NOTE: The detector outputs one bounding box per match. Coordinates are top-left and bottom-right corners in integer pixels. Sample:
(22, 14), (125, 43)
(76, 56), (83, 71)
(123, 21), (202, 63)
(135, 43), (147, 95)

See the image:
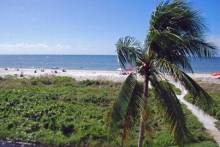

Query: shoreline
(0, 68), (219, 84)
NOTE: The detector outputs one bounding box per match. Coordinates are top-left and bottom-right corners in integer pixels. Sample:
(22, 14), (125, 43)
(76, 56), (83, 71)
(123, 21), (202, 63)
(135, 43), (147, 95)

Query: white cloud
(0, 43), (48, 50)
(0, 43), (72, 54)
(0, 42), (115, 55)
(207, 36), (220, 55)
(208, 36), (220, 47)
(206, 36), (220, 56)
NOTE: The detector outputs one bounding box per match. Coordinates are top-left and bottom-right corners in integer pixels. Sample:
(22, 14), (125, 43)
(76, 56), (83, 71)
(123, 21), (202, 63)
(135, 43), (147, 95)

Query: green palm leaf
(154, 58), (213, 108)
(116, 36), (142, 69)
(110, 73), (143, 139)
(150, 74), (190, 146)
(148, 0), (216, 71)
(122, 82), (143, 140)
(178, 72), (213, 108)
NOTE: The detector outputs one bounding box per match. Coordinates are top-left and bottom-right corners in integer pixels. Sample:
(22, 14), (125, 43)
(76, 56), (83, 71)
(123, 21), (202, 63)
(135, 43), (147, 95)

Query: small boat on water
(211, 72), (220, 76)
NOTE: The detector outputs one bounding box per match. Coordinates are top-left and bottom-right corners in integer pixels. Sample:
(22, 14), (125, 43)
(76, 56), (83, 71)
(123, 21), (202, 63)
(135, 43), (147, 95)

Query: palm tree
(110, 1), (216, 147)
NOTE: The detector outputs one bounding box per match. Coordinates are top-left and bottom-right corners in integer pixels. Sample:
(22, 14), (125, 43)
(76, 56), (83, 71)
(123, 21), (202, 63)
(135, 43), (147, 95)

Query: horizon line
(0, 54), (219, 57)
(0, 54), (117, 56)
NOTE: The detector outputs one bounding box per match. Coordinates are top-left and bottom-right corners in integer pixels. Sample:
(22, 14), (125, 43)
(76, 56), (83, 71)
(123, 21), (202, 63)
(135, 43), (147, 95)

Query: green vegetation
(185, 92), (220, 120)
(0, 76), (218, 146)
(195, 82), (220, 96)
(184, 82), (220, 129)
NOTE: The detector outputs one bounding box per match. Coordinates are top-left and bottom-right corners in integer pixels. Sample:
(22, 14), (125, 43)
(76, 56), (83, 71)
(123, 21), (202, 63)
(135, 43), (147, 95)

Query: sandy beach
(0, 68), (219, 84)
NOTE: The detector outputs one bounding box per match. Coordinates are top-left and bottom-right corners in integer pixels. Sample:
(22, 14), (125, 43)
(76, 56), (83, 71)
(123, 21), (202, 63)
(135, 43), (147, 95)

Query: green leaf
(154, 58), (213, 109)
(147, 0), (216, 71)
(116, 36), (142, 69)
(178, 72), (213, 109)
(150, 74), (190, 146)
(110, 73), (143, 139)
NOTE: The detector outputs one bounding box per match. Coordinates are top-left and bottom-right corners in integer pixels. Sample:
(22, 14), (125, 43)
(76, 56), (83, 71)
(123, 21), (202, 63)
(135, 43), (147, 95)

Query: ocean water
(0, 55), (219, 73)
(0, 55), (119, 71)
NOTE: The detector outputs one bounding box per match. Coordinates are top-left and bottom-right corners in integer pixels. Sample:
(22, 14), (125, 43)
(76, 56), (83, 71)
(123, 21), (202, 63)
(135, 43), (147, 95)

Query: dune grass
(0, 76), (218, 146)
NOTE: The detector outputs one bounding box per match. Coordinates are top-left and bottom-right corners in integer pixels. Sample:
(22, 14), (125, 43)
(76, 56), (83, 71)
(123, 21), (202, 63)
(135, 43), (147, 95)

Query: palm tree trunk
(138, 74), (149, 147)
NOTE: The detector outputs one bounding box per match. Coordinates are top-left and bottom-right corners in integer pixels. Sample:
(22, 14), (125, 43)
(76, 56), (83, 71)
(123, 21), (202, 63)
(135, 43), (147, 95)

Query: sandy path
(172, 81), (220, 146)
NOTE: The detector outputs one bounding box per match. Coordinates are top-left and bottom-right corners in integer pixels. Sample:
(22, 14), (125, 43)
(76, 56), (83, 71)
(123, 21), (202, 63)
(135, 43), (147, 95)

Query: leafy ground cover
(0, 76), (218, 146)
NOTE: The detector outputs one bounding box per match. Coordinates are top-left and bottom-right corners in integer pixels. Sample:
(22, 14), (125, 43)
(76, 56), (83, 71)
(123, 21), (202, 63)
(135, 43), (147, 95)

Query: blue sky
(0, 0), (219, 55)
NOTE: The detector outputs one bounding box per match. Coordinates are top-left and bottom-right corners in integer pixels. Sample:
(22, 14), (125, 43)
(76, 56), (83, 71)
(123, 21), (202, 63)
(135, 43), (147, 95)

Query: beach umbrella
(126, 67), (134, 71)
(211, 72), (220, 76)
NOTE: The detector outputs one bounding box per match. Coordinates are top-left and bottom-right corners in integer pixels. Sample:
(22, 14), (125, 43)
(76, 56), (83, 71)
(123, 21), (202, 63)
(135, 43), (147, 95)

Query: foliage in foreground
(0, 76), (218, 146)
(184, 82), (220, 123)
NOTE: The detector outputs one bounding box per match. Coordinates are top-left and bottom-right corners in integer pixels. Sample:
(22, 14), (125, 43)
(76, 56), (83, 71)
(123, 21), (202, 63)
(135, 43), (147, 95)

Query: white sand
(0, 68), (220, 84)
(0, 68), (127, 82)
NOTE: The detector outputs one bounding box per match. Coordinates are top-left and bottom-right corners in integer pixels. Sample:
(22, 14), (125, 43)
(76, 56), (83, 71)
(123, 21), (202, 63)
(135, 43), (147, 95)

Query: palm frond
(178, 72), (213, 108)
(116, 36), (142, 69)
(182, 36), (216, 58)
(147, 0), (216, 71)
(149, 74), (190, 145)
(110, 73), (143, 139)
(151, 0), (205, 35)
(123, 82), (143, 140)
(154, 58), (213, 109)
(149, 30), (194, 72)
